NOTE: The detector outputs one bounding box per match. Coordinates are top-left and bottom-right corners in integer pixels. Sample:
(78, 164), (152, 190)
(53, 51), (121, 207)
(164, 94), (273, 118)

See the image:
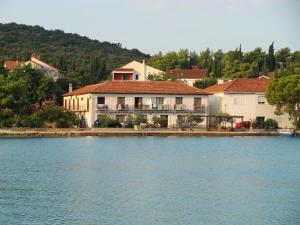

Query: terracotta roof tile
(64, 81), (210, 96)
(203, 78), (272, 93)
(167, 68), (208, 79)
(4, 60), (26, 70)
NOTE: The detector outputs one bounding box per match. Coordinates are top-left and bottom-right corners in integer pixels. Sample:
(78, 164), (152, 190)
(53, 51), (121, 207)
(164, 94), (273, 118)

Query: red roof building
(4, 60), (26, 70)
(203, 78), (272, 93)
(64, 80), (210, 96)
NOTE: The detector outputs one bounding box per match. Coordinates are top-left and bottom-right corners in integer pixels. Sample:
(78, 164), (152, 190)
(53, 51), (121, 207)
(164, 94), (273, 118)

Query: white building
(4, 53), (64, 81)
(63, 80), (210, 128)
(204, 78), (293, 128)
(112, 60), (163, 81)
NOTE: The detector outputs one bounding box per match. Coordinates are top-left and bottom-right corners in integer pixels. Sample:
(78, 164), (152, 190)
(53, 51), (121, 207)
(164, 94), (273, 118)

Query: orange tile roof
(203, 78), (272, 93)
(167, 68), (208, 79)
(64, 80), (210, 96)
(4, 60), (26, 70)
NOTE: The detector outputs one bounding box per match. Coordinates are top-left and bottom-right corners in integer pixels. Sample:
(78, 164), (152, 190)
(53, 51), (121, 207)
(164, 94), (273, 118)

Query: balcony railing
(97, 104), (108, 110)
(96, 104), (207, 114)
(174, 104), (186, 110)
(66, 104), (88, 112)
(116, 104), (129, 110)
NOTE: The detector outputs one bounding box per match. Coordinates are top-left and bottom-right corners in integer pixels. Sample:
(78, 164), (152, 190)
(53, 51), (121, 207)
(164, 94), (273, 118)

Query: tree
(198, 48), (213, 72)
(275, 47), (291, 67)
(147, 72), (180, 81)
(265, 75), (300, 128)
(211, 50), (223, 77)
(193, 78), (217, 89)
(267, 41), (276, 71)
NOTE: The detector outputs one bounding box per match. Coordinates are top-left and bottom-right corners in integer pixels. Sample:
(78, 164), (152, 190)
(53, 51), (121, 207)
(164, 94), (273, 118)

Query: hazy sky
(0, 0), (299, 55)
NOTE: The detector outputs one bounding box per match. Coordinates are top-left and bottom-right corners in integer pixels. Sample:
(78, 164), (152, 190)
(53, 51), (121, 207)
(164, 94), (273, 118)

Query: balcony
(194, 104), (207, 114)
(174, 104), (186, 111)
(96, 104), (208, 114)
(116, 104), (129, 111)
(97, 104), (108, 110)
(67, 104), (88, 112)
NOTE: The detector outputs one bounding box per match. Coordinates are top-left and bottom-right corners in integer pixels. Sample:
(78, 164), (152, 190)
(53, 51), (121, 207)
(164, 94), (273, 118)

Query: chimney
(69, 83), (73, 93)
(143, 60), (147, 80)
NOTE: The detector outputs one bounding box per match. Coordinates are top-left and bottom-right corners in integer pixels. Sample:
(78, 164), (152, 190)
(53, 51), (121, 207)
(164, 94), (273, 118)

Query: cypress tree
(267, 41), (276, 71)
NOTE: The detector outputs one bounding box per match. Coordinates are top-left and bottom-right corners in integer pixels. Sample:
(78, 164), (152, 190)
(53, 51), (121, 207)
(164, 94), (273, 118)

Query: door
(194, 97), (202, 110)
(135, 97), (143, 109)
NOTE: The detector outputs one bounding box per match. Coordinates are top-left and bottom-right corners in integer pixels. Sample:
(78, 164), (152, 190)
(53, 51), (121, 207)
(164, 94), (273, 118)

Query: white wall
(64, 93), (209, 128)
(121, 61), (163, 80)
(220, 93), (292, 128)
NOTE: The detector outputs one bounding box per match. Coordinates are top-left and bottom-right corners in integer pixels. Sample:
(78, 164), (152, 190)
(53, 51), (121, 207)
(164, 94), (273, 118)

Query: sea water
(0, 136), (299, 225)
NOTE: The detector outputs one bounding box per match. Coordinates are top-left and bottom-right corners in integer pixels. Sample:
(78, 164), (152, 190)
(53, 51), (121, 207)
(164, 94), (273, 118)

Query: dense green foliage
(147, 72), (180, 81)
(193, 78), (217, 89)
(0, 23), (149, 87)
(266, 75), (300, 128)
(262, 118), (278, 130)
(95, 114), (121, 128)
(148, 46), (300, 79)
(0, 65), (77, 128)
(20, 105), (78, 128)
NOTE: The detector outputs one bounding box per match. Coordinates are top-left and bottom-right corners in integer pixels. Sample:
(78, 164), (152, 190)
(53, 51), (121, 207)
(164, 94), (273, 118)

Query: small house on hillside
(3, 53), (64, 81)
(112, 60), (163, 81)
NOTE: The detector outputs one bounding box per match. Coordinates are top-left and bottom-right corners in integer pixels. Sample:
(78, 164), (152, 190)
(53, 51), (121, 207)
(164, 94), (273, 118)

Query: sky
(0, 0), (299, 55)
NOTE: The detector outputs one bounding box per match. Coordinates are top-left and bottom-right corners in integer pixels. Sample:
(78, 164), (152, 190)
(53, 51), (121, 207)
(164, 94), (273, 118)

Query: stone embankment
(0, 128), (283, 137)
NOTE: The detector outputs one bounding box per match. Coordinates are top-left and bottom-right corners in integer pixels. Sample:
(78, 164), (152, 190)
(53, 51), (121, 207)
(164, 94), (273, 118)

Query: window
(97, 97), (105, 105)
(152, 97), (164, 109)
(176, 97), (183, 105)
(233, 96), (242, 105)
(135, 74), (139, 80)
(123, 74), (129, 80)
(194, 97), (202, 110)
(87, 98), (89, 111)
(64, 99), (67, 108)
(117, 97), (125, 105)
(258, 96), (265, 104)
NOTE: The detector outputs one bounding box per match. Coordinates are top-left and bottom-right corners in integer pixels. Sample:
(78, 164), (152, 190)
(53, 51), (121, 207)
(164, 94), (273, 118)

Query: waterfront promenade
(0, 128), (288, 137)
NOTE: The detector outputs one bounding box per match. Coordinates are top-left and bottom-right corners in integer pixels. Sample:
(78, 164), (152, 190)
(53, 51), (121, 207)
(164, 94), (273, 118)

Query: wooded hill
(0, 23), (149, 86)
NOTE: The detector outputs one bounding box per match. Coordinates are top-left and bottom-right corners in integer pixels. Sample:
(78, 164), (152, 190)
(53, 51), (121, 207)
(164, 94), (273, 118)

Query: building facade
(63, 81), (210, 128)
(112, 60), (163, 81)
(204, 78), (293, 128)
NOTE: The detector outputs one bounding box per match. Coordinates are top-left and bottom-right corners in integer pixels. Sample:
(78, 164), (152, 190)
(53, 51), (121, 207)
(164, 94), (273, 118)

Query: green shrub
(262, 118), (278, 130)
(152, 116), (168, 128)
(125, 115), (134, 128)
(20, 114), (43, 128)
(133, 112), (147, 125)
(97, 114), (121, 128)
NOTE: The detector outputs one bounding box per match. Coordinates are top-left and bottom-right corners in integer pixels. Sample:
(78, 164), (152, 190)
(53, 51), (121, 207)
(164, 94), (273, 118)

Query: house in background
(63, 80), (210, 128)
(4, 60), (26, 70)
(112, 60), (163, 81)
(167, 66), (208, 86)
(3, 53), (64, 81)
(203, 78), (293, 128)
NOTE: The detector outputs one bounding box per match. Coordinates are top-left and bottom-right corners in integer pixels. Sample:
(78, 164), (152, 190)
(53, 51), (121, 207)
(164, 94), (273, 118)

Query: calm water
(0, 137), (299, 225)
